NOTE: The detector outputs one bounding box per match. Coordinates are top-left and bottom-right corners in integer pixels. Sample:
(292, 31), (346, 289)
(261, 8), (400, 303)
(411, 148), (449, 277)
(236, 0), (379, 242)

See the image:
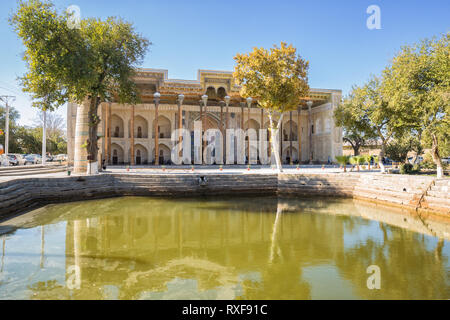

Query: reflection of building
(67, 69), (343, 169)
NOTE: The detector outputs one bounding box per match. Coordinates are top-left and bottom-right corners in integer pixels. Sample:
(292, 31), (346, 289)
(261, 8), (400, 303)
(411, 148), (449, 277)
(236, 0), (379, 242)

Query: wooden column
(260, 109), (264, 165)
(225, 103), (229, 164)
(279, 115), (283, 163)
(104, 103), (109, 165)
(241, 104), (244, 129)
(220, 103), (224, 163)
(220, 104), (224, 137)
(178, 102), (183, 160)
(130, 105), (135, 165)
(155, 103), (159, 165)
(309, 105), (313, 164)
(297, 107), (302, 164)
(200, 101), (205, 164)
(289, 111), (293, 165)
(247, 106), (250, 163)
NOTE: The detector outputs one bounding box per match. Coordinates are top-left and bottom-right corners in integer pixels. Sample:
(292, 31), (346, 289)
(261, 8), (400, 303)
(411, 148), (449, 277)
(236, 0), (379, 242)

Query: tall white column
(42, 110), (47, 165)
(5, 103), (9, 155)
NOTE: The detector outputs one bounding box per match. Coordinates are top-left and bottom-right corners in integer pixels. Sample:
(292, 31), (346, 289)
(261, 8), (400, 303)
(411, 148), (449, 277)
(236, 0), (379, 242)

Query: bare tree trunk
(269, 201), (283, 264)
(86, 96), (101, 175)
(268, 112), (284, 173)
(431, 133), (443, 179)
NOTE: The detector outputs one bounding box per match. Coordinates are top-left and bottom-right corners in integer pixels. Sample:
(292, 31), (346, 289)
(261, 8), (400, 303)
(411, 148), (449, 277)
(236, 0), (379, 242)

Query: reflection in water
(0, 196), (449, 300)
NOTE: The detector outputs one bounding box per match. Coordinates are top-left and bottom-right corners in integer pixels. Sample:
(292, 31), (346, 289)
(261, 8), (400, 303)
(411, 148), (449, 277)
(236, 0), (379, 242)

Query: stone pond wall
(0, 173), (448, 220)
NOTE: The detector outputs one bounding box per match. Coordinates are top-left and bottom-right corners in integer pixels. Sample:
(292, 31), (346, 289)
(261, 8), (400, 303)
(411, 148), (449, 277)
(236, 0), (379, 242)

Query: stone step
(434, 179), (450, 187)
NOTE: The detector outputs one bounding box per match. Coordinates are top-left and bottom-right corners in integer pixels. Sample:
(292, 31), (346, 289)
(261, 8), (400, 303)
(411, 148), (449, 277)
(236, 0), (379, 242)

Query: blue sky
(0, 0), (448, 126)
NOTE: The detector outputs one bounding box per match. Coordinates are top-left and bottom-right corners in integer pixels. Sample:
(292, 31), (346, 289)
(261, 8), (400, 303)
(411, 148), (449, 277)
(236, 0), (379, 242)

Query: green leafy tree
(11, 0), (150, 173)
(334, 90), (377, 156)
(234, 42), (310, 172)
(15, 126), (41, 154)
(0, 105), (21, 153)
(385, 134), (413, 163)
(349, 77), (402, 173)
(382, 33), (449, 178)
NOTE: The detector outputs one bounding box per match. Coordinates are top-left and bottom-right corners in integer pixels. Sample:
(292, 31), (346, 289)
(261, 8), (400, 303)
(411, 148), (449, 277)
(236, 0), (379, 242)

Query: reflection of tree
(269, 202), (283, 264)
(335, 225), (449, 300)
(242, 200), (311, 300)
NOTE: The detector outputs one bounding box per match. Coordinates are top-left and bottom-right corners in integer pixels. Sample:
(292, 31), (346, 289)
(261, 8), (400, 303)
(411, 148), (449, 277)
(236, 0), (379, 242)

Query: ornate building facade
(67, 69), (343, 171)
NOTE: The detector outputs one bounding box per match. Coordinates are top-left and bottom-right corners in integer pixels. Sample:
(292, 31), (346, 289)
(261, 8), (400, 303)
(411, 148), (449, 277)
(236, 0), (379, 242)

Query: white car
(24, 154), (42, 165)
(442, 157), (450, 165)
(10, 154), (26, 166)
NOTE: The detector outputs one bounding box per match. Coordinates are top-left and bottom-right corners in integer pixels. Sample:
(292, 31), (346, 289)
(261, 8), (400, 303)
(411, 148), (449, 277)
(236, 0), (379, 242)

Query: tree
(334, 89), (377, 156)
(352, 77), (402, 173)
(336, 155), (350, 173)
(385, 137), (412, 163)
(11, 0), (150, 174)
(233, 42), (309, 172)
(363, 154), (373, 171)
(382, 33), (449, 178)
(0, 105), (21, 153)
(15, 126), (41, 154)
(33, 111), (65, 140)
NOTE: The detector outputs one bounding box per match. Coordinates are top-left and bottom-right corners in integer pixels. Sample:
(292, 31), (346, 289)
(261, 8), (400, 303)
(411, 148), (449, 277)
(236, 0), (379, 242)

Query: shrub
(421, 153), (436, 169)
(400, 163), (414, 174)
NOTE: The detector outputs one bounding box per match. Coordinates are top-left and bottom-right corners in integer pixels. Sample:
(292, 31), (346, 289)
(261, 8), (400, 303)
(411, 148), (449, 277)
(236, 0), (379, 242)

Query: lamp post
(224, 96), (230, 164)
(0, 96), (15, 156)
(246, 97), (253, 164)
(42, 110), (47, 166)
(307, 101), (314, 164)
(154, 92), (161, 165)
(201, 95), (208, 164)
(178, 94), (185, 161)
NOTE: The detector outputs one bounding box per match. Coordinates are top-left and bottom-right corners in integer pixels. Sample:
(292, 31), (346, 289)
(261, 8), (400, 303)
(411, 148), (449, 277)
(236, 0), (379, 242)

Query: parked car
(55, 154), (68, 162)
(10, 154), (27, 166)
(442, 157), (450, 165)
(24, 154), (42, 165)
(408, 156), (424, 165)
(7, 154), (19, 166)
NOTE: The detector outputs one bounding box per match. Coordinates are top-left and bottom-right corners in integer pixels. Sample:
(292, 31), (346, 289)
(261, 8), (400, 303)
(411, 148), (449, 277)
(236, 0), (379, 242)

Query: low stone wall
(0, 173), (448, 220)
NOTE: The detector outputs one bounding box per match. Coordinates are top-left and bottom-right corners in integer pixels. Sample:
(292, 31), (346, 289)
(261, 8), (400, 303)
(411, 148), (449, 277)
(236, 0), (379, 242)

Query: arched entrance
(111, 115), (124, 138)
(111, 143), (124, 165)
(136, 150), (142, 165)
(152, 144), (171, 165)
(152, 116), (171, 139)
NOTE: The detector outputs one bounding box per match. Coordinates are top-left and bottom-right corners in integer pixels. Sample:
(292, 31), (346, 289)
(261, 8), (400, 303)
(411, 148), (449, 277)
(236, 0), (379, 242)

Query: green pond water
(0, 196), (449, 300)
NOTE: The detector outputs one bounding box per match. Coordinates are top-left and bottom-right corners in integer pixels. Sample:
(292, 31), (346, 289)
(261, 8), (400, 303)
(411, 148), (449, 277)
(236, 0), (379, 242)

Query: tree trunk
(431, 133), (443, 179)
(379, 141), (386, 174)
(268, 112), (284, 173)
(86, 96), (101, 175)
